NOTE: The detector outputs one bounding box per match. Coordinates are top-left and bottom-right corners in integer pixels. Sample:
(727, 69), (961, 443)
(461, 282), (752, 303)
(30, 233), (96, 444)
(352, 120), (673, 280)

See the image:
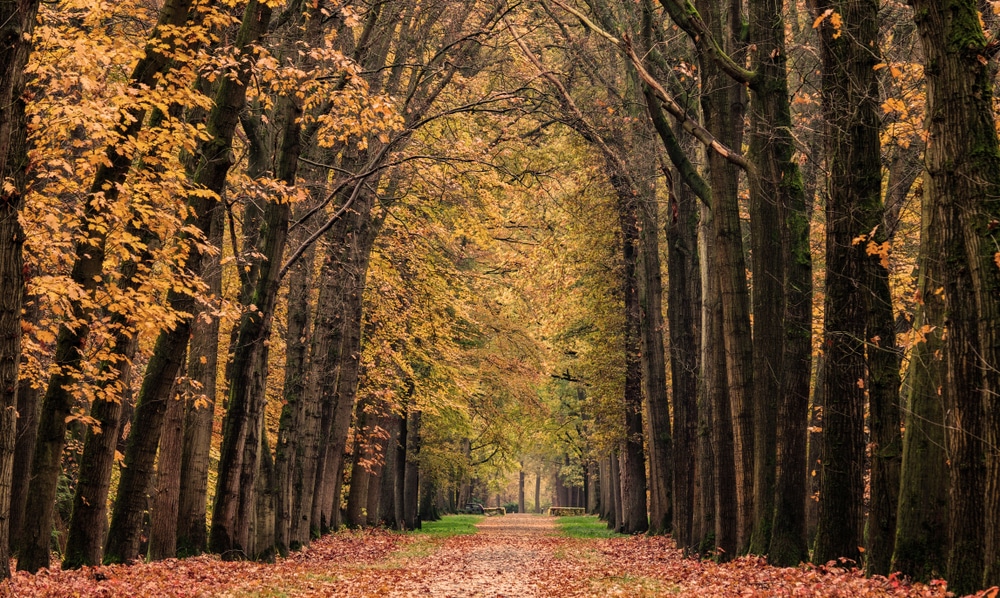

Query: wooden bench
(482, 507), (506, 517)
(547, 507), (586, 516)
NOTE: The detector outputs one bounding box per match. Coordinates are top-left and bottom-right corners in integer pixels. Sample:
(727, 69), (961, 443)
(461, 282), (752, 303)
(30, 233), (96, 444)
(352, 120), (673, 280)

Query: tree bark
(210, 88), (298, 559)
(745, 0), (813, 565)
(638, 166), (673, 536)
(891, 183), (949, 582)
(0, 0), (41, 578)
(402, 409), (421, 530)
(689, 0), (753, 552)
(665, 159), (701, 551)
(908, 2), (1000, 590)
(147, 390), (186, 561)
(176, 205), (224, 557)
(812, 0), (880, 567)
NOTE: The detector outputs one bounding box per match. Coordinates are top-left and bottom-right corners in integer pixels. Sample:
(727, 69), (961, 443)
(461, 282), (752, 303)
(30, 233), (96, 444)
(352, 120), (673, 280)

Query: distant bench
(547, 507), (586, 517)
(483, 507), (506, 517)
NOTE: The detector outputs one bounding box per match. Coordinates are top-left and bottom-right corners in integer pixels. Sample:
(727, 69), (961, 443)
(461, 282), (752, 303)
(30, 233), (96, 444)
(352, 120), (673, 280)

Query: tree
(0, 0), (42, 579)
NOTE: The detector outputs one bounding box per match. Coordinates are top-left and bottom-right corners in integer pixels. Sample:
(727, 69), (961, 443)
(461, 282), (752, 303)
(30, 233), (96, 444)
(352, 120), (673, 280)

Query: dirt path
(386, 514), (566, 597)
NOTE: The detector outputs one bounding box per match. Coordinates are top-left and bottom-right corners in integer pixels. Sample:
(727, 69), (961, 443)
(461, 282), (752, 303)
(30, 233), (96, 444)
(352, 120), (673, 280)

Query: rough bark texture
(211, 88), (297, 559)
(274, 210), (316, 552)
(147, 390), (186, 561)
(612, 172), (649, 536)
(746, 0), (812, 565)
(638, 171), (672, 535)
(665, 165), (700, 550)
(176, 205), (224, 558)
(812, 0), (881, 567)
(891, 186), (948, 582)
(402, 410), (421, 531)
(0, 0), (40, 578)
(692, 0), (753, 553)
(909, 2), (1000, 590)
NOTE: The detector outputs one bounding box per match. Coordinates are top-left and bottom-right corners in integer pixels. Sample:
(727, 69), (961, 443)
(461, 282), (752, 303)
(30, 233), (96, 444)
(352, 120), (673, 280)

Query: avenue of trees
(1, 0), (999, 595)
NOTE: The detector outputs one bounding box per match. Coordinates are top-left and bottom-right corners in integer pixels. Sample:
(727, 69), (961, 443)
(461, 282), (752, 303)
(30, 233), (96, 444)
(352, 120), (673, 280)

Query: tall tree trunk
(638, 167), (673, 535)
(745, 0), (812, 565)
(812, 0), (879, 567)
(608, 450), (622, 531)
(345, 396), (373, 528)
(402, 409), (421, 531)
(147, 390), (186, 561)
(891, 184), (949, 581)
(365, 414), (392, 526)
(0, 0), (41, 578)
(692, 0), (753, 552)
(535, 469), (542, 514)
(16, 0), (196, 573)
(518, 468), (525, 514)
(9, 289), (39, 554)
(746, 0), (787, 557)
(275, 213), (316, 552)
(63, 221), (157, 569)
(909, 1), (1000, 590)
(376, 414), (401, 527)
(610, 172), (649, 535)
(176, 205), (224, 558)
(665, 161), (701, 551)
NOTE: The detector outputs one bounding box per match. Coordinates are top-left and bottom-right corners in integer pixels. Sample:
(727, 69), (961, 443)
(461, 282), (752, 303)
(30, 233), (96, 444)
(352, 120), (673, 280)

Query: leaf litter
(0, 514), (987, 597)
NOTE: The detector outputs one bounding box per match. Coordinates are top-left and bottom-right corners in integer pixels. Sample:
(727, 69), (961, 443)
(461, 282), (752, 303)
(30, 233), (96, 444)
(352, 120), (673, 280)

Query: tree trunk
(518, 468), (525, 514)
(909, 2), (1000, 590)
(108, 1), (273, 565)
(665, 156), (701, 550)
(8, 293), (39, 554)
(891, 184), (949, 582)
(402, 410), (421, 531)
(377, 414), (401, 527)
(0, 0), (40, 578)
(274, 216), (316, 552)
(210, 89), (297, 559)
(608, 451), (622, 531)
(176, 205), (224, 558)
(812, 0), (879, 567)
(535, 470), (541, 514)
(365, 414), (392, 526)
(147, 391), (186, 561)
(638, 167), (673, 536)
(610, 172), (649, 536)
(692, 0), (753, 552)
(744, 0), (813, 565)
(345, 397), (373, 528)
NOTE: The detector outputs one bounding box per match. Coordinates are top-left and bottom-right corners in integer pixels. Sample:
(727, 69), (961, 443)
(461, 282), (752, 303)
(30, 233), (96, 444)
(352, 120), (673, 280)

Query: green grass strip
(554, 515), (624, 539)
(412, 514), (485, 537)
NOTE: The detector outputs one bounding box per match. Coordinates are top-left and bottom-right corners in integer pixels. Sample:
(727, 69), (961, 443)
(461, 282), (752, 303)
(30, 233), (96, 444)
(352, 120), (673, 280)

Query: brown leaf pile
(0, 520), (989, 597)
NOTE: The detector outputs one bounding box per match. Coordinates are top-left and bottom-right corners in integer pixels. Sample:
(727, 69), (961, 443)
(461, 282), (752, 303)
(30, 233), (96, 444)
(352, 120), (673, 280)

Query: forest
(0, 0), (998, 595)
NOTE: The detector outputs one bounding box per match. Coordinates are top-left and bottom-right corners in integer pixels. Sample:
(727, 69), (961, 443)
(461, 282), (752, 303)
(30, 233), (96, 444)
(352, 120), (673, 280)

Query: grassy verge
(555, 515), (624, 539)
(412, 514), (485, 538)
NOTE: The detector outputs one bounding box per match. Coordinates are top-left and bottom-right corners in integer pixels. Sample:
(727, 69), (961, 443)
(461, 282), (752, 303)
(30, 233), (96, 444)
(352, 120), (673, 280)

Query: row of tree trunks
(16, 0), (198, 572)
(106, 0), (273, 566)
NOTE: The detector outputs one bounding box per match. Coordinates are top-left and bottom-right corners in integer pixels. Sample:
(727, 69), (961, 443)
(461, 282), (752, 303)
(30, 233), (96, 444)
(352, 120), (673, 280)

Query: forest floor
(0, 513), (983, 597)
